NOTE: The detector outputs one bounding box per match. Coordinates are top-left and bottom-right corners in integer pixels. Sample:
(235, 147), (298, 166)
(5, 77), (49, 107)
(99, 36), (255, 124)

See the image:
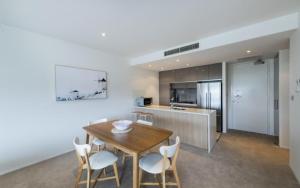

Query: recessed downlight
(97, 32), (107, 37)
(246, 50), (252, 54)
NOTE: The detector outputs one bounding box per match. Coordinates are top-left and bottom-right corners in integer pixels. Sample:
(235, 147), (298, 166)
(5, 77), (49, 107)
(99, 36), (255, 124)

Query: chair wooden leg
(87, 170), (91, 188)
(161, 170), (166, 188)
(92, 170), (103, 188)
(122, 153), (126, 165)
(103, 168), (107, 176)
(113, 163), (120, 187)
(75, 167), (83, 188)
(86, 133), (90, 144)
(114, 148), (118, 154)
(90, 144), (95, 153)
(173, 168), (181, 188)
(139, 169), (142, 186)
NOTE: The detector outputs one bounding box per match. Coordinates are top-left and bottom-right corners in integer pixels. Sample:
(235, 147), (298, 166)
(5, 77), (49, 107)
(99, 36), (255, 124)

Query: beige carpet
(0, 130), (299, 188)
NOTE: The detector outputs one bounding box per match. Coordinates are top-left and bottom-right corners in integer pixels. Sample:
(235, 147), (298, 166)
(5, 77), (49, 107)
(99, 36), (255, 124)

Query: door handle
(274, 100), (279, 110)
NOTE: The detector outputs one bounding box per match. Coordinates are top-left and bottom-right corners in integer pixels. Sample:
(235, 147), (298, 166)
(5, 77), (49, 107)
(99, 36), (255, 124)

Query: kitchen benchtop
(135, 105), (216, 115)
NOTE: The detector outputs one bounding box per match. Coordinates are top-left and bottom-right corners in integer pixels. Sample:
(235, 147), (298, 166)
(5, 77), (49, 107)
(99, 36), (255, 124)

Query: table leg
(132, 153), (139, 188)
(85, 133), (90, 144)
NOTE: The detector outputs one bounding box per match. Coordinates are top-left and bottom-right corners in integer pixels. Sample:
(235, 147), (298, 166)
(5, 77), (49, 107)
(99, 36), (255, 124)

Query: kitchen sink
(171, 107), (186, 110)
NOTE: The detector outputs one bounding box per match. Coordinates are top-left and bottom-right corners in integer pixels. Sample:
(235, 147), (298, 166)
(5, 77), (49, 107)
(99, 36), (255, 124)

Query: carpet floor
(0, 130), (299, 188)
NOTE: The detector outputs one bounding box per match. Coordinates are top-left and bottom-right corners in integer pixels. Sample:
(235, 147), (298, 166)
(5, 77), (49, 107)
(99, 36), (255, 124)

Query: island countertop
(134, 105), (217, 152)
(135, 105), (215, 115)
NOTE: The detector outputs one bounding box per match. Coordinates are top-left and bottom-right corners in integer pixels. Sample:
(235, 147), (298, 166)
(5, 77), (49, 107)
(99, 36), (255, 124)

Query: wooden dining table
(83, 120), (173, 188)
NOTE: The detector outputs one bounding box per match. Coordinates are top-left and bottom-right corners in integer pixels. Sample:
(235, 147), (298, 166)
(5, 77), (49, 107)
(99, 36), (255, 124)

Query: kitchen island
(135, 105), (217, 152)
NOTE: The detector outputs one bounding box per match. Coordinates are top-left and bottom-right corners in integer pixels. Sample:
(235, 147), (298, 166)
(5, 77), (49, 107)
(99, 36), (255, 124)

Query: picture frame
(55, 65), (107, 101)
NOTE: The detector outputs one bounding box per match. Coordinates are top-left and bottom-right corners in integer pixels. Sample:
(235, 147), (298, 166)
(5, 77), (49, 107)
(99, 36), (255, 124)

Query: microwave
(136, 97), (152, 107)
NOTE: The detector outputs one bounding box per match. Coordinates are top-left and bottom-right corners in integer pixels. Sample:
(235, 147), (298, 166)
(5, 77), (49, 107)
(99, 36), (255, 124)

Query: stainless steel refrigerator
(197, 81), (222, 132)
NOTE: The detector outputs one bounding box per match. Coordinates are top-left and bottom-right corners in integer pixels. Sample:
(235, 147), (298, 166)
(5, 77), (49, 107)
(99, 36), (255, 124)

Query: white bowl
(112, 120), (132, 131)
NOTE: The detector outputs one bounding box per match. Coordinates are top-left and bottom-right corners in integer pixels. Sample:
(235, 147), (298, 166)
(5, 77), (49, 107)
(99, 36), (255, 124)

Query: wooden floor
(0, 130), (299, 188)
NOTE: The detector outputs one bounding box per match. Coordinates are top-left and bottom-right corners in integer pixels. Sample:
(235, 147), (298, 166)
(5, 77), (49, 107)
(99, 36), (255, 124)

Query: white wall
(0, 25), (159, 175)
(278, 49), (290, 148)
(289, 13), (300, 182)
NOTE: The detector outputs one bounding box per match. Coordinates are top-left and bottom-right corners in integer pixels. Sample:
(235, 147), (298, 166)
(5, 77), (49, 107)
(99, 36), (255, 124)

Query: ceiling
(137, 31), (292, 71)
(1, 0), (300, 58)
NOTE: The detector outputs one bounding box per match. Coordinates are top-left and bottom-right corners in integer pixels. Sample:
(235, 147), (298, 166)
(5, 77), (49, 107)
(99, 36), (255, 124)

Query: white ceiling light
(246, 50), (252, 54)
(98, 32), (106, 37)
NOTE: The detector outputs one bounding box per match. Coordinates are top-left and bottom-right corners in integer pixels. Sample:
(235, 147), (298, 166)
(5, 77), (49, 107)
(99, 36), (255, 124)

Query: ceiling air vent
(164, 42), (199, 56)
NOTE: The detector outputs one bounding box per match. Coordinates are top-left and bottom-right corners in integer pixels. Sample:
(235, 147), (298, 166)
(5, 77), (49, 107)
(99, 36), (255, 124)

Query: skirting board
(0, 148), (75, 176)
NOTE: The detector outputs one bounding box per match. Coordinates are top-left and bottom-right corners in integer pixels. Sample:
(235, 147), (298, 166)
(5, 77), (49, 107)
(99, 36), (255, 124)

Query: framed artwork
(55, 65), (107, 101)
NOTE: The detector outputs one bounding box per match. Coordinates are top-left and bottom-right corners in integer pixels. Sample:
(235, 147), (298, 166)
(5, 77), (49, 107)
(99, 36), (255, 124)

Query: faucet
(170, 97), (175, 109)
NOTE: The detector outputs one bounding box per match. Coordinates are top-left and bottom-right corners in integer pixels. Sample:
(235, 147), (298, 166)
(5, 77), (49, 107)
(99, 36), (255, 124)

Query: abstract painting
(55, 65), (107, 101)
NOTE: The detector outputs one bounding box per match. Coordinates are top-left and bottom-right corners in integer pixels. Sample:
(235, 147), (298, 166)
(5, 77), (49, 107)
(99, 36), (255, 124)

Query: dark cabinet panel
(171, 82), (197, 89)
(185, 67), (199, 81)
(175, 68), (190, 82)
(208, 63), (222, 80)
(159, 70), (175, 84)
(175, 67), (207, 82)
(159, 64), (222, 105)
(159, 83), (170, 105)
(195, 65), (209, 81)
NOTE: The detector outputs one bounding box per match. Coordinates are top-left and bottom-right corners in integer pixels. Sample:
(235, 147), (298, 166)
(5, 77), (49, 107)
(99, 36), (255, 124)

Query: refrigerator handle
(197, 92), (200, 107)
(209, 93), (212, 109)
(206, 93), (208, 109)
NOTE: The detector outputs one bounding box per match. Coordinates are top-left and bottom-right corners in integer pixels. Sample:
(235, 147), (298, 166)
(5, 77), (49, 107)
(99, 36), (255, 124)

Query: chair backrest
(136, 119), (153, 126)
(73, 137), (91, 157)
(73, 137), (92, 169)
(159, 136), (180, 158)
(89, 118), (108, 125)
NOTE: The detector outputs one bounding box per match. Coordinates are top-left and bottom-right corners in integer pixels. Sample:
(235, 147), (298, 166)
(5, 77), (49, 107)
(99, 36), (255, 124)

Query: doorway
(228, 59), (274, 135)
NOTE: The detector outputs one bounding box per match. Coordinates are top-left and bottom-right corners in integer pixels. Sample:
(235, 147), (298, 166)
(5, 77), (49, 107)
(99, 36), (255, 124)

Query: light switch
(291, 95), (294, 101)
(296, 79), (300, 93)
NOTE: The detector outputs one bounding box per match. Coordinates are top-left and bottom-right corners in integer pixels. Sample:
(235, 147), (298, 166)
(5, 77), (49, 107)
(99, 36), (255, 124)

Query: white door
(228, 61), (270, 134)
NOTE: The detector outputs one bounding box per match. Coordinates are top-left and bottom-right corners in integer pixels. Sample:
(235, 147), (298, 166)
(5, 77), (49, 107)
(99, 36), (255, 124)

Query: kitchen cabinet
(195, 65), (209, 81)
(175, 66), (209, 82)
(159, 63), (222, 84)
(175, 68), (190, 82)
(208, 63), (222, 80)
(159, 70), (175, 84)
(186, 67), (202, 81)
(158, 63), (222, 105)
(159, 70), (174, 105)
(171, 82), (197, 89)
(135, 106), (217, 152)
(159, 83), (170, 105)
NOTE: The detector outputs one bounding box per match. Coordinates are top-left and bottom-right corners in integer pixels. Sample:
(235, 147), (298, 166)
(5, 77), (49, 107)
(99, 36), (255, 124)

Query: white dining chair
(88, 118), (108, 152)
(73, 137), (120, 188)
(136, 119), (153, 126)
(139, 136), (181, 188)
